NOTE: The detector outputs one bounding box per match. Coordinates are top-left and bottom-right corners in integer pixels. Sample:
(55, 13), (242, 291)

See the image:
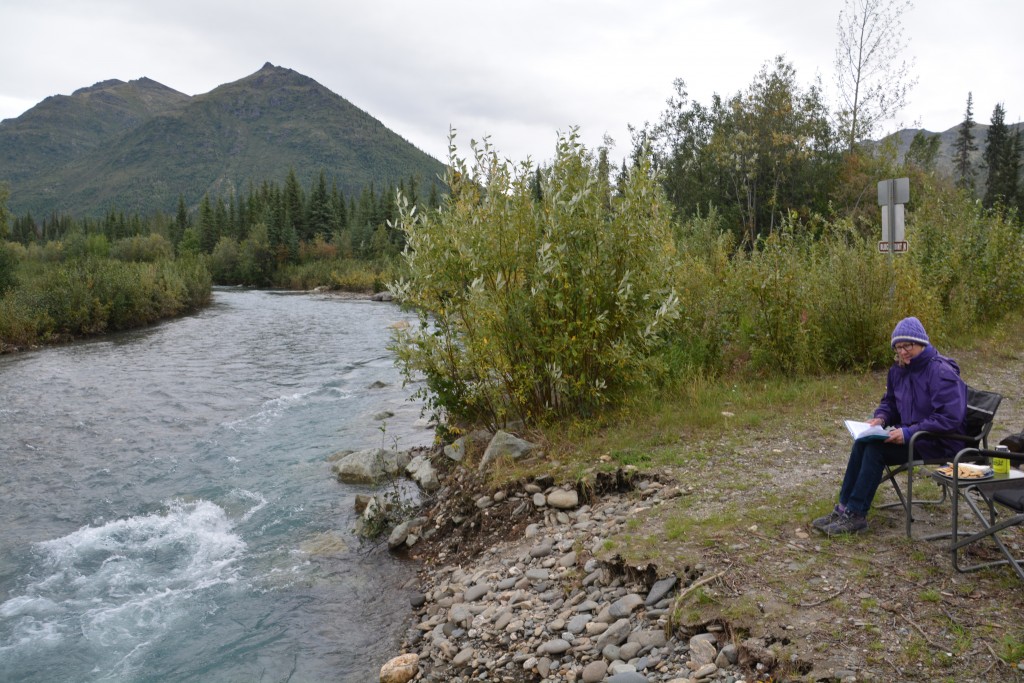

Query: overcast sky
(2, 0), (1022, 165)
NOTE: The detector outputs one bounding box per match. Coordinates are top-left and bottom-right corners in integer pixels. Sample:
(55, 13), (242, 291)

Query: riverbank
(378, 329), (1024, 682)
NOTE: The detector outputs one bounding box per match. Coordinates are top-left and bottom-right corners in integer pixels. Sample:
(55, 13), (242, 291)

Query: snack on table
(935, 463), (992, 479)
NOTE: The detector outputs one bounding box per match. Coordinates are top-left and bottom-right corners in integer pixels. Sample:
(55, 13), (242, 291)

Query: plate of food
(934, 462), (994, 480)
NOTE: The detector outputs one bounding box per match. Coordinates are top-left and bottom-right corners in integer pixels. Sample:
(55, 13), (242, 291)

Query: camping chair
(877, 385), (1002, 538)
(947, 446), (1024, 582)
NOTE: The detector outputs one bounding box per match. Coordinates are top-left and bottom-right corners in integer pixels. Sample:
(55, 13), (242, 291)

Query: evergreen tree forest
(6, 169), (442, 288)
(0, 170), (442, 351)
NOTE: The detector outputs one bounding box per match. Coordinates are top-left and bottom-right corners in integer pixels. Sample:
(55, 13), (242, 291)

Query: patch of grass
(609, 448), (653, 467)
(547, 370), (885, 475)
(999, 632), (1024, 665)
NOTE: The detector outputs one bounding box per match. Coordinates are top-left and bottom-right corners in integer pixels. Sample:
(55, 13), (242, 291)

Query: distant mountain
(0, 63), (446, 218)
(889, 124), (988, 179)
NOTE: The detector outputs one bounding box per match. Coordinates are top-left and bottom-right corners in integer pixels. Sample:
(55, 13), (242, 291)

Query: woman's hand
(868, 417), (885, 427)
(886, 428), (905, 445)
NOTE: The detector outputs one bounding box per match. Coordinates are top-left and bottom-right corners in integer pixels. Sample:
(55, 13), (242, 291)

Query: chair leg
(952, 512), (1024, 583)
(877, 465), (949, 538)
(906, 465), (913, 537)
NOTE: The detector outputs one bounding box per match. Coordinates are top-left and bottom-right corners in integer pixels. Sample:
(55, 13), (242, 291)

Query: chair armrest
(955, 447), (1024, 467)
(952, 447), (1024, 486)
(908, 430), (984, 464)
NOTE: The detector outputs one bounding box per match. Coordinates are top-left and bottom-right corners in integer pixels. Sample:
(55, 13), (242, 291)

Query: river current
(0, 289), (433, 682)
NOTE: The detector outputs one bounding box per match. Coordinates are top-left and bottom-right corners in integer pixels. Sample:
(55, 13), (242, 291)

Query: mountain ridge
(0, 63), (445, 217)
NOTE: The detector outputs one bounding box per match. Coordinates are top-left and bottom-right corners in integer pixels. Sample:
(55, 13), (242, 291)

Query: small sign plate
(878, 241), (908, 253)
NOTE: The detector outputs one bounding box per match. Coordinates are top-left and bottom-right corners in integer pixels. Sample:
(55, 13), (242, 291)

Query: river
(0, 288), (433, 682)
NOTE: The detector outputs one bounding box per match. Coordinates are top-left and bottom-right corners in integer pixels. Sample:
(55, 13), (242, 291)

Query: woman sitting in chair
(813, 316), (968, 535)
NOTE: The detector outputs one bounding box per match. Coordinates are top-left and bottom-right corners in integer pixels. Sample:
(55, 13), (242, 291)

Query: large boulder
(405, 455), (440, 492)
(546, 488), (579, 509)
(379, 653), (418, 683)
(478, 431), (538, 472)
(443, 429), (491, 462)
(331, 448), (411, 484)
(388, 520), (412, 549)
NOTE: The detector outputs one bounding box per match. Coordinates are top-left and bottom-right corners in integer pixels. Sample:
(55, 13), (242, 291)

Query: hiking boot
(811, 505), (843, 530)
(823, 511), (868, 536)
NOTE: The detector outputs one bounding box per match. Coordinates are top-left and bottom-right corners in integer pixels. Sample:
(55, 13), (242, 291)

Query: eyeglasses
(894, 342), (916, 352)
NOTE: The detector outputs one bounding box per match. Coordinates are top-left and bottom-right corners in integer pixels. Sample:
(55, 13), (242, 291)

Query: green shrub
(0, 295), (41, 348)
(64, 232), (110, 260)
(657, 209), (735, 381)
(209, 236), (242, 284)
(805, 223), (898, 370)
(909, 180), (1024, 338)
(728, 229), (818, 375)
(0, 242), (18, 295)
(237, 224), (274, 287)
(389, 131), (680, 427)
(270, 257), (390, 291)
(110, 233), (174, 262)
(0, 254), (211, 349)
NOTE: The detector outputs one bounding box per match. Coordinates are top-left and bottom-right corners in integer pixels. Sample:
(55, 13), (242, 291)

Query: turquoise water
(0, 289), (432, 682)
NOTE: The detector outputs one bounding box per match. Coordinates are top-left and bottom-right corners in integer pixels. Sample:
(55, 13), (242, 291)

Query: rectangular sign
(878, 241), (908, 253)
(881, 204), (905, 242)
(877, 177), (910, 206)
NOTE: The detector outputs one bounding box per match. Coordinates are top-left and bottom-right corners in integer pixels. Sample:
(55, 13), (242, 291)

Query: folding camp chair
(877, 385), (1002, 538)
(946, 446), (1024, 582)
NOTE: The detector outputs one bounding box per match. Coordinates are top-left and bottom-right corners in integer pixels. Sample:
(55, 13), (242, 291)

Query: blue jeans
(838, 439), (909, 516)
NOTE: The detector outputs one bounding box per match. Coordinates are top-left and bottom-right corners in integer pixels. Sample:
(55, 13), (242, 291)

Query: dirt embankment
(398, 340), (1024, 682)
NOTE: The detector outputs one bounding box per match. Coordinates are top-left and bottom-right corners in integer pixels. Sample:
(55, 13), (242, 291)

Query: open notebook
(844, 420), (890, 442)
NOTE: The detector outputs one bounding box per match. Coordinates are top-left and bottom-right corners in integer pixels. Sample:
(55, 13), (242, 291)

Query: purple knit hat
(891, 316), (930, 348)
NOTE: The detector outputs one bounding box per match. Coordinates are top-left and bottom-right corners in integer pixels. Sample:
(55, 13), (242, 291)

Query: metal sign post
(878, 177), (910, 261)
(878, 177), (909, 301)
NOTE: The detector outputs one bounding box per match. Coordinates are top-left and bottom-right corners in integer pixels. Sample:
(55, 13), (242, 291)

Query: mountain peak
(1, 65), (444, 218)
(72, 79), (127, 96)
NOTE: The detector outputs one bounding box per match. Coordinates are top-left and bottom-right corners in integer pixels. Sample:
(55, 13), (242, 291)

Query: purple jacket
(873, 344), (968, 461)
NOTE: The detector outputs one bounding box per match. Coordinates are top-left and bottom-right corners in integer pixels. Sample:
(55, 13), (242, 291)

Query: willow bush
(386, 136), (1023, 422)
(727, 229), (819, 375)
(659, 178), (1021, 379)
(908, 178), (1024, 337)
(0, 254), (211, 348)
(389, 131), (680, 428)
(658, 209), (734, 379)
(803, 225), (903, 370)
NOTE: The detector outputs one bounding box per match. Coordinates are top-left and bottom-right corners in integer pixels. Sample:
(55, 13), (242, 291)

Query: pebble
(390, 471), (788, 682)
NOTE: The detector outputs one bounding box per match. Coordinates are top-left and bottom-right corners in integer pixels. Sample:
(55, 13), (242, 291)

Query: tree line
(6, 169), (443, 285)
(633, 58), (1022, 249)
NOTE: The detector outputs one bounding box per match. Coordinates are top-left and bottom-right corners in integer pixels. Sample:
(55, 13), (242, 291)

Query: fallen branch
(883, 607), (948, 652)
(798, 581), (848, 608)
(982, 641), (1005, 676)
(665, 567), (731, 635)
(883, 657), (901, 676)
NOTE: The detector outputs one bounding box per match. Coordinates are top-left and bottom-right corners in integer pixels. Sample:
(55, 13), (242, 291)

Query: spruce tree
(198, 194), (219, 254)
(172, 195), (189, 247)
(952, 93), (978, 192)
(307, 170), (336, 239)
(283, 168), (307, 242)
(1013, 127), (1023, 214)
(983, 103), (1018, 208)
